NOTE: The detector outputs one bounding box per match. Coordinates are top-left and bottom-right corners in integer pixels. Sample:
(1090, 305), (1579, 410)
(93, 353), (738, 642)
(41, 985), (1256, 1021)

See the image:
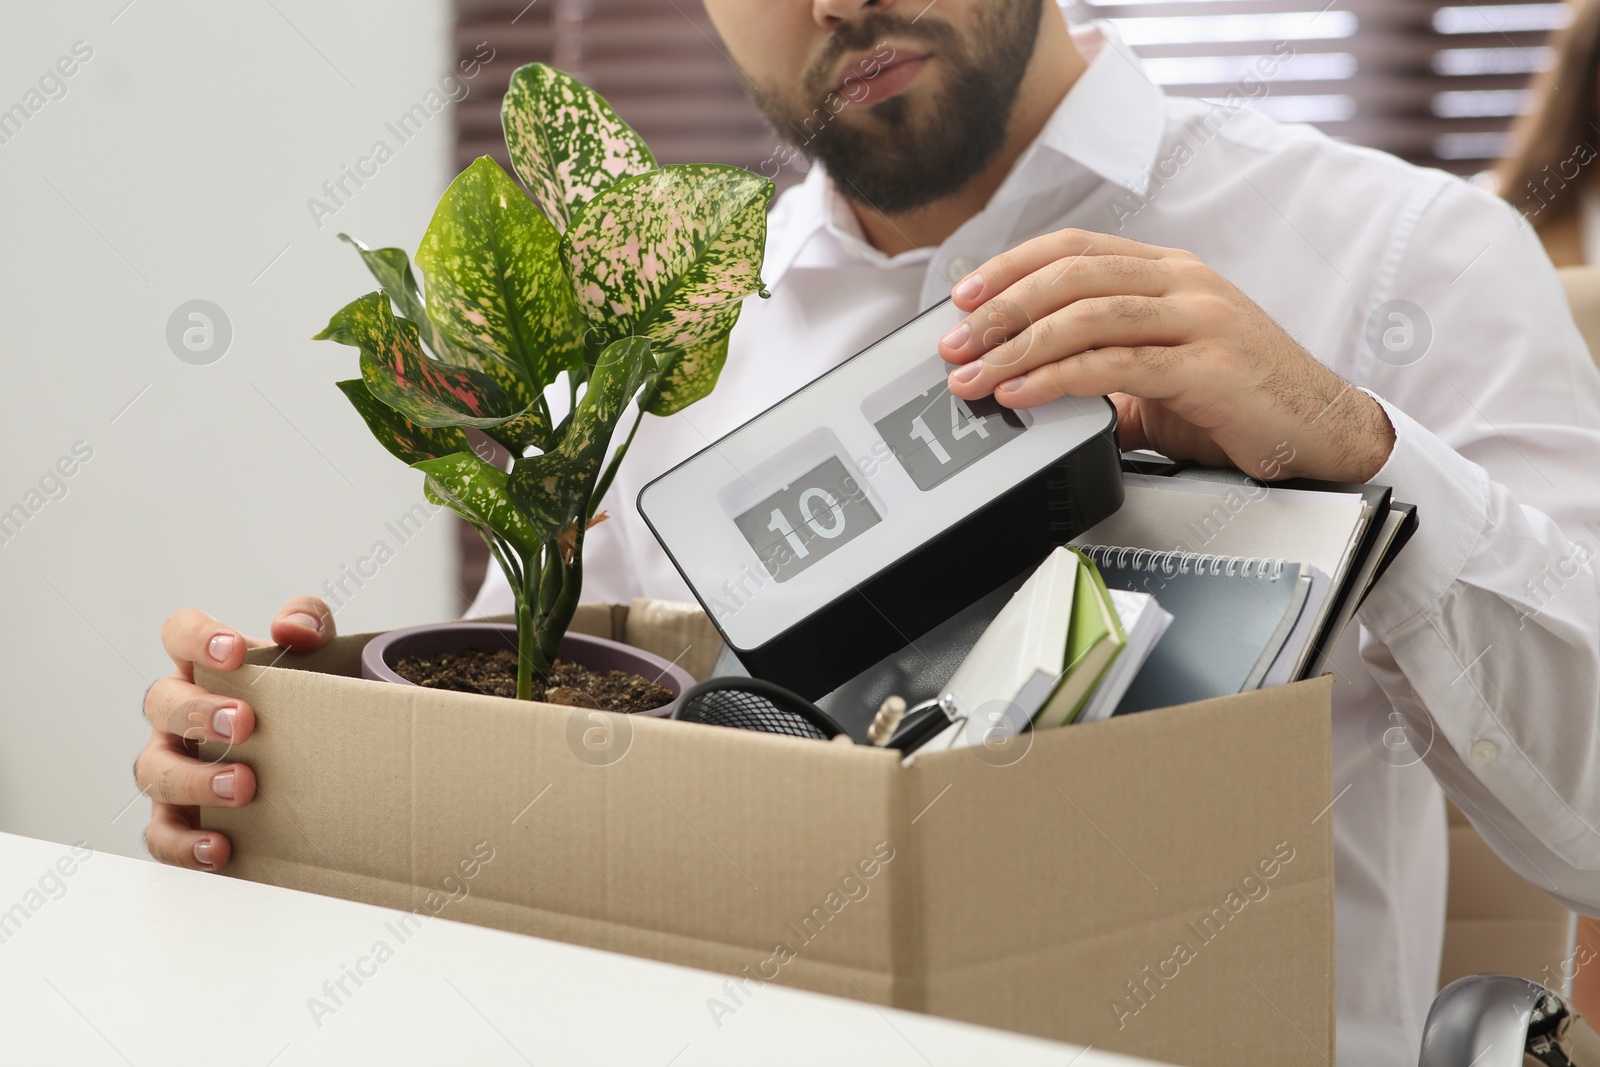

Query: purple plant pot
(360, 622), (693, 717)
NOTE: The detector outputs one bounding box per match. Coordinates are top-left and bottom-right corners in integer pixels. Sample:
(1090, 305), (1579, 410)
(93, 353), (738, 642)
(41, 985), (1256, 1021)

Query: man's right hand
(136, 596), (335, 870)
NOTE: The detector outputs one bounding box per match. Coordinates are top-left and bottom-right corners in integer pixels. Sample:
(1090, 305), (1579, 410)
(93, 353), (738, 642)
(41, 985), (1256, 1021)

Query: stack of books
(927, 467), (1415, 753)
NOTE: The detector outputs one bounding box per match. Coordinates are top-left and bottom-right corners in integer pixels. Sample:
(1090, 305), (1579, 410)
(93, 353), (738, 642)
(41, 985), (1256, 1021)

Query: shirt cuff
(1354, 389), (1491, 640)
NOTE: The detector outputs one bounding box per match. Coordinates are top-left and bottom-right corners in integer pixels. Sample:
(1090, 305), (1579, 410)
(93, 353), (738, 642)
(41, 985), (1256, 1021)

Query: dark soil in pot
(392, 647), (674, 712)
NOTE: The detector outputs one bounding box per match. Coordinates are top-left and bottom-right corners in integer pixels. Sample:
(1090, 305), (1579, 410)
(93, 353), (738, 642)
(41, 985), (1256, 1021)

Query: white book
(940, 547), (1078, 738)
(928, 548), (1081, 752)
(1076, 588), (1173, 723)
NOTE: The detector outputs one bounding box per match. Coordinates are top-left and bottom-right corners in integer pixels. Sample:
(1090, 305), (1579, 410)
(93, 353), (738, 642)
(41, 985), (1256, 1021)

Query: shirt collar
(1008, 19), (1164, 201)
(759, 16), (1167, 290)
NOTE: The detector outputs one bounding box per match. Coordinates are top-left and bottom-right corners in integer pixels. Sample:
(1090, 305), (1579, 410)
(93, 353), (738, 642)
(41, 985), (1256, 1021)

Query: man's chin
(831, 87), (925, 133)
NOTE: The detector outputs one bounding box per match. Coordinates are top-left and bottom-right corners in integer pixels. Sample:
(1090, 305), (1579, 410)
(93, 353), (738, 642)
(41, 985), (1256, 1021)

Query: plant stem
(517, 603), (556, 701)
(515, 596), (534, 700)
(590, 405), (644, 522)
(539, 533), (585, 667)
(515, 551), (549, 701)
(482, 530), (522, 592)
(538, 550), (563, 623)
(477, 529), (542, 701)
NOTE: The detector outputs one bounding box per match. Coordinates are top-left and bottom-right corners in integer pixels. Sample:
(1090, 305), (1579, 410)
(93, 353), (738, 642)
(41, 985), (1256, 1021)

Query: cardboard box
(198, 599), (1335, 1066)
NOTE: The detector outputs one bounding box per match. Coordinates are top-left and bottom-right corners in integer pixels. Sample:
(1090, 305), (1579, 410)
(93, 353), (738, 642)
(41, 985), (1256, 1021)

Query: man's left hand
(939, 229), (1395, 483)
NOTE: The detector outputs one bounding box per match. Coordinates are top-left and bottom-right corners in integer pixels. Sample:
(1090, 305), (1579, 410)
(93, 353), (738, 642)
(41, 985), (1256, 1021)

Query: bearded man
(140, 3), (1600, 1062)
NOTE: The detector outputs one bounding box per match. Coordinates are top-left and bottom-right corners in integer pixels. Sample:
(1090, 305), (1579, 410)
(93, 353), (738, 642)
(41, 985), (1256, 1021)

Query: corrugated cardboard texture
(197, 603), (1333, 1066)
(908, 679), (1334, 1065)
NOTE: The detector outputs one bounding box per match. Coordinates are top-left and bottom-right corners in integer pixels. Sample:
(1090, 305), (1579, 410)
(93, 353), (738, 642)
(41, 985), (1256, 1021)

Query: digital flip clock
(638, 299), (1125, 699)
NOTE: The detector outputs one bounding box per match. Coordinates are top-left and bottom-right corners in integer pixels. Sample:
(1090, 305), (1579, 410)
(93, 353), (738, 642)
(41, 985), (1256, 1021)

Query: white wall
(0, 0), (464, 858)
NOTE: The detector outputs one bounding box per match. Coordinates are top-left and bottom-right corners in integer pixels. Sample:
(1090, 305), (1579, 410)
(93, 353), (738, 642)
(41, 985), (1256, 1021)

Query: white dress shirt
(468, 15), (1600, 1063)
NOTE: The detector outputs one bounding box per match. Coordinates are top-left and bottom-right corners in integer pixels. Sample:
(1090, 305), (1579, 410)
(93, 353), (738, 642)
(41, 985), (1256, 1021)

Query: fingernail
(193, 838), (214, 867)
(212, 771), (236, 800)
(208, 633), (237, 664)
(996, 376), (1026, 394)
(950, 361), (982, 384)
(284, 612), (321, 634)
(940, 322), (971, 349)
(212, 705), (237, 741)
(953, 273), (984, 302)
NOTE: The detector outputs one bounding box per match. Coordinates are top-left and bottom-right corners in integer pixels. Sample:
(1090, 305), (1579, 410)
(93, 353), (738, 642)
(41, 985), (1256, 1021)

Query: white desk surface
(0, 832), (1172, 1066)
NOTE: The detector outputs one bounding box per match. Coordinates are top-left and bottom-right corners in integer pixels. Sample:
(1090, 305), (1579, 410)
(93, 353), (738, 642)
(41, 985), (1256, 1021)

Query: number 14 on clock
(871, 381), (1028, 491)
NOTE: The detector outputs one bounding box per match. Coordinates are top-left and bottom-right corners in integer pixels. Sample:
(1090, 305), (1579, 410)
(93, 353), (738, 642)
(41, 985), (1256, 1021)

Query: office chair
(1419, 975), (1600, 1065)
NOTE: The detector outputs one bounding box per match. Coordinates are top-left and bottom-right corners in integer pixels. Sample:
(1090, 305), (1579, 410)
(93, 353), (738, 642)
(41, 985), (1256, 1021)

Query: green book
(1033, 549), (1127, 729)
(935, 548), (1128, 752)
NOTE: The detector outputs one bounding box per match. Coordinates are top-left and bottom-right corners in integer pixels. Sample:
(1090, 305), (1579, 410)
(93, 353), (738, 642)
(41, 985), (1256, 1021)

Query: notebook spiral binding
(1076, 545), (1288, 581)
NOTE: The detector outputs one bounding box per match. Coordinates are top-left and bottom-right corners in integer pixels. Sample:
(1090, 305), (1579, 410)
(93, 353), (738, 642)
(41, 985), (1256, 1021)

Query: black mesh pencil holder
(672, 677), (848, 741)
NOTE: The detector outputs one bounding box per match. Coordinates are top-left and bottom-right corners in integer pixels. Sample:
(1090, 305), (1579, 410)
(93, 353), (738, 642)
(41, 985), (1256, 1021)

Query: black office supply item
(673, 677), (849, 741)
(671, 673), (958, 754)
(1364, 500), (1418, 594)
(885, 697), (959, 754)
(638, 298), (1124, 700)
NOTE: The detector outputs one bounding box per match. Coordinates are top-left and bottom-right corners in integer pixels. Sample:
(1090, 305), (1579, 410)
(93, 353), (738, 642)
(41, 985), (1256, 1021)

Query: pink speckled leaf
(639, 331), (732, 417)
(565, 164), (773, 352)
(315, 292), (547, 443)
(502, 63), (656, 232)
(336, 378), (470, 464)
(338, 232), (550, 453)
(416, 157), (586, 412)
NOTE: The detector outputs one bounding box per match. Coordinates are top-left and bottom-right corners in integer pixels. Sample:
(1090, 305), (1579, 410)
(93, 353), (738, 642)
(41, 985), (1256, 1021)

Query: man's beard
(750, 2), (1045, 216)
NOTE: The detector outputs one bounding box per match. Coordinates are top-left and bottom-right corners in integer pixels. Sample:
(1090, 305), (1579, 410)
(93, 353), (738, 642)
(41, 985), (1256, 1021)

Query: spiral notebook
(1080, 471), (1417, 684)
(1075, 546), (1327, 715)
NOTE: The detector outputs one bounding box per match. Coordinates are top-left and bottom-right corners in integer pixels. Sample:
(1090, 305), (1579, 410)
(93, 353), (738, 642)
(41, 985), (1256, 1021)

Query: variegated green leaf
(336, 234), (454, 359)
(509, 336), (655, 533)
(416, 157), (586, 402)
(480, 402), (553, 457)
(565, 164), (773, 351)
(315, 292), (547, 443)
(411, 450), (544, 560)
(639, 330), (732, 417)
(501, 63), (656, 232)
(336, 378), (470, 464)
(341, 232), (551, 453)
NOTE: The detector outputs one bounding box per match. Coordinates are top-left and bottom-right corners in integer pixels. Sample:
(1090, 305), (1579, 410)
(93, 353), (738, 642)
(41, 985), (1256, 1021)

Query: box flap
(899, 676), (1335, 1065)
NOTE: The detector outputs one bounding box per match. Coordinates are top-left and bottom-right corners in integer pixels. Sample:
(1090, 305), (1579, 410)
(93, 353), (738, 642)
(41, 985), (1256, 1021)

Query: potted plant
(314, 63), (774, 712)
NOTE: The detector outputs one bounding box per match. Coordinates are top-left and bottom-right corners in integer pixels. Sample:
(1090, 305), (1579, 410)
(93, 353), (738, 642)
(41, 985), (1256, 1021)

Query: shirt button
(948, 255), (976, 281)
(1469, 739), (1499, 765)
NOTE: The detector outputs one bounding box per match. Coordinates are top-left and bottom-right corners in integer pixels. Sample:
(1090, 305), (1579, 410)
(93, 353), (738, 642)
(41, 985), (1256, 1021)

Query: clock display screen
(872, 382), (1027, 491)
(732, 456), (883, 582)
